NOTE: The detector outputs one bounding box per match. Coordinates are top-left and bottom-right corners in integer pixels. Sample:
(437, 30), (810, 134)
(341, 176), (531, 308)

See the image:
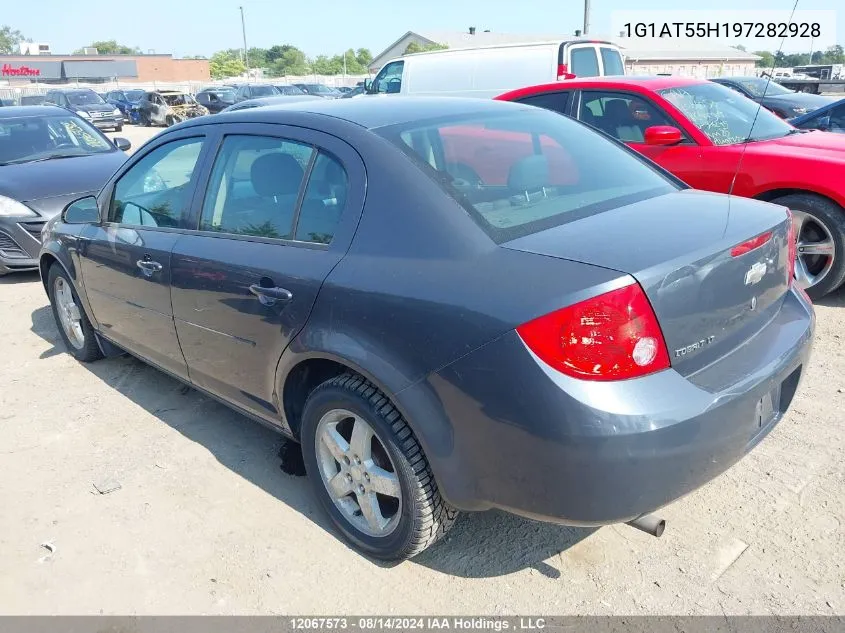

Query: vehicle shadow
(30, 304), (594, 578)
(815, 283), (845, 308)
(0, 270), (41, 285)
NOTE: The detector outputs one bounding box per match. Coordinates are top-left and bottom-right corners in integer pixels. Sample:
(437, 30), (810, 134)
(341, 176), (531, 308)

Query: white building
(368, 29), (761, 78)
(18, 42), (52, 56)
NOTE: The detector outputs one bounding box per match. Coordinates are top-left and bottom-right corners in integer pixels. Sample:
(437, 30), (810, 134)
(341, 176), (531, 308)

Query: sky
(4, 0), (843, 60)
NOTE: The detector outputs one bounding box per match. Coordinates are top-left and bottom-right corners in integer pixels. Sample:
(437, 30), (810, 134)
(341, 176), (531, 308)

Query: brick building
(0, 53), (209, 85)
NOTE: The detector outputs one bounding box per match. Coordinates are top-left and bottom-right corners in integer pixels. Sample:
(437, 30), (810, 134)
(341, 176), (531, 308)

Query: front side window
(109, 138), (204, 228)
(0, 115), (115, 165)
(376, 108), (676, 243)
(569, 47), (599, 77)
(579, 91), (675, 142)
(200, 135), (313, 240)
(600, 48), (625, 76)
(374, 61), (404, 94)
(658, 82), (794, 144)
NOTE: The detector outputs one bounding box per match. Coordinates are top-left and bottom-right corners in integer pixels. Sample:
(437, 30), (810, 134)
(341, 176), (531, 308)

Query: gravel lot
(1, 123), (844, 615)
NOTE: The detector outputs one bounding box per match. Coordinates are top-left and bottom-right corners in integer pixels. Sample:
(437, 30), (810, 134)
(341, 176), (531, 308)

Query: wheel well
(282, 358), (353, 440)
(754, 189), (841, 209)
(39, 253), (58, 294)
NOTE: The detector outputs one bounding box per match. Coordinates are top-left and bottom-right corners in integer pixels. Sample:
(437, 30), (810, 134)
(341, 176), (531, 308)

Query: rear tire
(115, 124), (123, 132)
(300, 373), (458, 561)
(47, 264), (103, 363)
(771, 193), (845, 300)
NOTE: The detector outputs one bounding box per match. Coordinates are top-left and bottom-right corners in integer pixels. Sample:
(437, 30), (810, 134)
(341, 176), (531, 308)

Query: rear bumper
(408, 288), (814, 525)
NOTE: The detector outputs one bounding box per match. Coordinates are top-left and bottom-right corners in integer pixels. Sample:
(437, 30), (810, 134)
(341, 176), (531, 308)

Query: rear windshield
(375, 108), (677, 243)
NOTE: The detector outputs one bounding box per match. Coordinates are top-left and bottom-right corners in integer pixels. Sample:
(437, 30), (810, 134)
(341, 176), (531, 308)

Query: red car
(496, 76), (845, 298)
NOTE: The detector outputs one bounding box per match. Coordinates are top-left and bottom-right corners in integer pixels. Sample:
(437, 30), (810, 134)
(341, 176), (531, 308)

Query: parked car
(233, 84), (281, 103)
(44, 88), (124, 132)
(195, 87), (237, 114)
(137, 91), (208, 127)
(364, 38), (626, 99)
(496, 76), (845, 298)
(220, 95), (323, 112)
(336, 86), (352, 94)
(0, 106), (130, 275)
(340, 85), (365, 99)
(273, 85), (307, 96)
(19, 95), (46, 106)
(789, 97), (845, 134)
(39, 97), (813, 561)
(104, 89), (146, 122)
(711, 76), (836, 119)
(293, 83), (340, 98)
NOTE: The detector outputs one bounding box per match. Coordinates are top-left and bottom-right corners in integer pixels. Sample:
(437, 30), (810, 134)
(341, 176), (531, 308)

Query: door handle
(136, 259), (163, 277)
(249, 283), (293, 306)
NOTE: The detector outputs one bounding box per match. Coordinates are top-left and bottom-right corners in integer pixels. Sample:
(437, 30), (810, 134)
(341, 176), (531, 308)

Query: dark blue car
(789, 97), (845, 133)
(38, 97), (814, 561)
(104, 88), (146, 124)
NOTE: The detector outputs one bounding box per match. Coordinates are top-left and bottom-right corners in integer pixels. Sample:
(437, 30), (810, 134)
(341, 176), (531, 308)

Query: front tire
(47, 264), (103, 363)
(301, 373), (458, 561)
(772, 193), (845, 299)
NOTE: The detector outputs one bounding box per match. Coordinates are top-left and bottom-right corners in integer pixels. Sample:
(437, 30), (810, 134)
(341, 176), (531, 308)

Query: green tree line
(753, 45), (845, 68)
(209, 45), (375, 79)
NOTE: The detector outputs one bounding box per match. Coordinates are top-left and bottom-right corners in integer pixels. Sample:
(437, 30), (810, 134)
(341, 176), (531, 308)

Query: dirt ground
(0, 124), (843, 615)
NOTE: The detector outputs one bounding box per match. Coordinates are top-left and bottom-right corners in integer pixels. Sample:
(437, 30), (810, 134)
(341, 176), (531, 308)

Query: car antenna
(728, 0), (800, 199)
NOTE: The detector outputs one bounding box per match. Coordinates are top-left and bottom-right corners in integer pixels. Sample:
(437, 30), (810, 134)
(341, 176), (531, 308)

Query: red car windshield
(658, 82), (794, 145)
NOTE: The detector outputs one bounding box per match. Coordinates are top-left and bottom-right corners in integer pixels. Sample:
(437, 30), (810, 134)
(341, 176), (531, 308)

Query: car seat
(226, 152), (303, 237)
(295, 157), (348, 243)
(602, 99), (644, 142)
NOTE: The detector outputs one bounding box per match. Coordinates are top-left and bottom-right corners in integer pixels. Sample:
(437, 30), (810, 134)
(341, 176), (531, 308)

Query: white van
(364, 39), (625, 99)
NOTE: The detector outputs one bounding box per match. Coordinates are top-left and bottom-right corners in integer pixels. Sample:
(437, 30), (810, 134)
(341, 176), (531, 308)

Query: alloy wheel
(54, 277), (85, 350)
(792, 209), (836, 291)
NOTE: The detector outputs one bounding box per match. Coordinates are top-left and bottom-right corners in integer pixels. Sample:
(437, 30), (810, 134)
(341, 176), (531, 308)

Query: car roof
(0, 105), (71, 118)
(497, 75), (710, 99)
(49, 87), (96, 93)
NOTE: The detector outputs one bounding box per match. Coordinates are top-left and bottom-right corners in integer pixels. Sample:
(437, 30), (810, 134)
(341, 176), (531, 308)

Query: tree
(73, 39), (141, 55)
(265, 45), (309, 77)
(247, 47), (268, 68)
(209, 50), (246, 79)
(753, 50), (774, 68)
(822, 44), (844, 64)
(733, 44), (747, 52)
(0, 25), (26, 55)
(355, 48), (373, 68)
(404, 41), (448, 55)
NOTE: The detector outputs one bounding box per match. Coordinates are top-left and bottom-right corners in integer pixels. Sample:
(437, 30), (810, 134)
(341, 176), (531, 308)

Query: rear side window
(600, 48), (625, 75)
(376, 109), (677, 243)
(516, 92), (570, 116)
(569, 47), (600, 77)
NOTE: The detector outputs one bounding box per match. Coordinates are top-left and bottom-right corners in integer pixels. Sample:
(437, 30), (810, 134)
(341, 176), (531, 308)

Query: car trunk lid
(501, 189), (793, 377)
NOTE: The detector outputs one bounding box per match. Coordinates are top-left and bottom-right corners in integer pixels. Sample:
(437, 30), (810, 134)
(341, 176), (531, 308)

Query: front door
(78, 134), (209, 380)
(577, 90), (704, 186)
(170, 124), (365, 421)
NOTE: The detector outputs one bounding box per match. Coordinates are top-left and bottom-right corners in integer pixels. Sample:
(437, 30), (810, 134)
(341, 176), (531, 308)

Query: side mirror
(62, 196), (100, 225)
(644, 125), (683, 146)
(113, 137), (131, 151)
(363, 78), (373, 93)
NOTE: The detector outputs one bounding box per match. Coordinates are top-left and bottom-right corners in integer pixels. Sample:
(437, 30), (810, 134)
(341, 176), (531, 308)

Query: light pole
(583, 0), (590, 35)
(239, 6), (250, 77)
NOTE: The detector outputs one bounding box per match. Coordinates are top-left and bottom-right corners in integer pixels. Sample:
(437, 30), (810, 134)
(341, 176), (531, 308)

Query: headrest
(250, 152), (304, 197)
(507, 154), (548, 192)
(604, 99), (631, 119)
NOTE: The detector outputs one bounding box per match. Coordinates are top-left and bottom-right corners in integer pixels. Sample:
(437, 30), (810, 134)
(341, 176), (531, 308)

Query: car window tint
(517, 92), (571, 115)
(110, 137), (204, 228)
(830, 104), (845, 131)
(375, 60), (404, 94)
(200, 135), (314, 240)
(294, 152), (348, 244)
(600, 48), (625, 76)
(579, 91), (674, 142)
(569, 47), (599, 77)
(377, 109), (676, 243)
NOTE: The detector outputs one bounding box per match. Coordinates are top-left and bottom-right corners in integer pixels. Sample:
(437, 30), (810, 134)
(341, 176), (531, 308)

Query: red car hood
(747, 130), (845, 163)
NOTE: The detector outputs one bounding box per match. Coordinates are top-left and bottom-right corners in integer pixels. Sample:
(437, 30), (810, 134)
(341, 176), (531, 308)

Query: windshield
(162, 93), (196, 106)
(251, 85), (279, 97)
(125, 89), (145, 102)
(658, 83), (794, 145)
(211, 89), (236, 102)
(734, 77), (794, 98)
(66, 91), (106, 106)
(375, 108), (677, 243)
(306, 84), (333, 94)
(276, 85), (305, 95)
(0, 114), (115, 165)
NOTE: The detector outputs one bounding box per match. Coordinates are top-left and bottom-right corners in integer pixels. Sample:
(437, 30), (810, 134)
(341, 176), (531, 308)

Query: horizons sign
(1, 64), (42, 77)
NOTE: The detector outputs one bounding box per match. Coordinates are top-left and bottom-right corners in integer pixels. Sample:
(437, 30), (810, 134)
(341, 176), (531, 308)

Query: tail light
(785, 208), (797, 286)
(516, 282), (671, 381)
(557, 63), (575, 80)
(730, 231), (772, 257)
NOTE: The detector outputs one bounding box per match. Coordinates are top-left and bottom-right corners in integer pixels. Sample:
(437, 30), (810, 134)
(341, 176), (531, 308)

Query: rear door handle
(249, 284), (293, 306)
(136, 259), (163, 276)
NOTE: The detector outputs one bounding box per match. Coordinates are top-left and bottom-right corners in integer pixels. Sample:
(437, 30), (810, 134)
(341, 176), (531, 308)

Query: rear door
(577, 89), (704, 186)
(170, 123), (365, 421)
(77, 130), (211, 380)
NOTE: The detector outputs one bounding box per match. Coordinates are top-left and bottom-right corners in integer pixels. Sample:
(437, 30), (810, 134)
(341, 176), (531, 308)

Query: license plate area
(754, 383), (781, 433)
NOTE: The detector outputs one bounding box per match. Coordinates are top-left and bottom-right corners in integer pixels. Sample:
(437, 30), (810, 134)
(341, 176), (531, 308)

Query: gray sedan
(0, 106), (129, 275)
(39, 97), (814, 561)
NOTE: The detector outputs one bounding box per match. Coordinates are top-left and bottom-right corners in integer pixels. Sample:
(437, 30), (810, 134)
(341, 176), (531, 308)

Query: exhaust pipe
(626, 513), (666, 537)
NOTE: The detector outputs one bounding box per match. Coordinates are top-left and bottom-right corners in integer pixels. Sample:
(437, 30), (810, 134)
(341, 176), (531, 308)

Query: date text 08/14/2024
(289, 618), (548, 631)
(622, 21), (821, 39)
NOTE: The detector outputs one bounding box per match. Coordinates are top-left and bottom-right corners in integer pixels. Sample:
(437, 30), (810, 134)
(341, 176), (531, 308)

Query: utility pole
(343, 50), (347, 77)
(583, 0), (590, 35)
(240, 6), (250, 77)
